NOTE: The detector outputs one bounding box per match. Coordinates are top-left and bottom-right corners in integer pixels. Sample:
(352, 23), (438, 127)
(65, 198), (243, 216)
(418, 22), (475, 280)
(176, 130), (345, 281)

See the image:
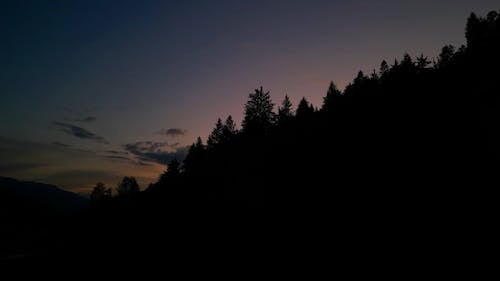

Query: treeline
(92, 11), (499, 211)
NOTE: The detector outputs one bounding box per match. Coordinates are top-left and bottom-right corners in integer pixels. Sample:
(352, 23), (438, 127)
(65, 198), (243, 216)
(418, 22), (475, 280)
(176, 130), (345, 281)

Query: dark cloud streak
(0, 162), (49, 173)
(70, 116), (96, 122)
(123, 141), (188, 165)
(52, 141), (71, 148)
(106, 150), (129, 155)
(157, 128), (187, 137)
(104, 155), (130, 160)
(52, 122), (108, 144)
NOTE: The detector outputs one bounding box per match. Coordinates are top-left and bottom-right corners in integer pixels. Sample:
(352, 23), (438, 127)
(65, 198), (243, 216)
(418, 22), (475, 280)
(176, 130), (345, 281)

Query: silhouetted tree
(296, 97), (314, 119)
(183, 137), (205, 173)
(344, 71), (369, 97)
(116, 177), (140, 197)
(438, 45), (455, 68)
(321, 81), (342, 113)
(466, 12), (480, 48)
(416, 54), (431, 70)
(354, 71), (368, 84)
(167, 159), (180, 176)
(278, 95), (294, 124)
(156, 158), (182, 189)
(400, 53), (415, 73)
(207, 116), (237, 148)
(207, 118), (224, 148)
(242, 86), (276, 134)
(392, 59), (399, 68)
(221, 115), (238, 143)
(380, 60), (389, 76)
(90, 182), (111, 201)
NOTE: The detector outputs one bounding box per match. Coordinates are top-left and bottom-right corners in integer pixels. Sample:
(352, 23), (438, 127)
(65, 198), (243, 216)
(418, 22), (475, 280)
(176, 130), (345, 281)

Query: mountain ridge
(0, 176), (89, 216)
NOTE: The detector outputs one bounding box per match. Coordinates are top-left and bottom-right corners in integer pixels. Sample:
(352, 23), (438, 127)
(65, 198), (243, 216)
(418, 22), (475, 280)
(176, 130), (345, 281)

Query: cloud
(157, 128), (187, 137)
(51, 141), (94, 153)
(104, 155), (131, 161)
(52, 141), (71, 148)
(0, 162), (49, 174)
(71, 116), (97, 122)
(0, 136), (88, 178)
(0, 136), (162, 193)
(123, 141), (188, 165)
(102, 150), (155, 166)
(52, 122), (108, 144)
(106, 150), (129, 155)
(49, 143), (137, 164)
(103, 155), (154, 167)
(169, 142), (180, 148)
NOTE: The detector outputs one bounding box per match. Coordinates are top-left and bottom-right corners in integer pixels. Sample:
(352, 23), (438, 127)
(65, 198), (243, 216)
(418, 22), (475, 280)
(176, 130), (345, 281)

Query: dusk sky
(1, 0), (497, 194)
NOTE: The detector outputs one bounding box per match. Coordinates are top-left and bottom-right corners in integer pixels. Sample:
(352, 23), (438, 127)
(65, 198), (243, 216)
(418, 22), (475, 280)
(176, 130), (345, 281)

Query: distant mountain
(0, 177), (89, 216)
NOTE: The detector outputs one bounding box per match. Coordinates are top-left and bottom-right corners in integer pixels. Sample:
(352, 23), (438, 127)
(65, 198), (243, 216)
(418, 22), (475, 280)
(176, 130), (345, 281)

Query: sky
(1, 0), (498, 194)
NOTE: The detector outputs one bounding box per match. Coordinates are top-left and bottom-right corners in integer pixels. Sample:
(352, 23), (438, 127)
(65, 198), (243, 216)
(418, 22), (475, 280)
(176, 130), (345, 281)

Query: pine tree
(466, 12), (480, 48)
(296, 97), (314, 119)
(116, 177), (140, 197)
(90, 182), (112, 201)
(438, 45), (455, 68)
(207, 118), (224, 148)
(242, 86), (276, 134)
(157, 158), (181, 187)
(278, 95), (294, 124)
(221, 115), (238, 143)
(321, 81), (341, 113)
(416, 54), (430, 70)
(401, 53), (415, 71)
(167, 159), (180, 176)
(183, 137), (205, 174)
(380, 60), (389, 76)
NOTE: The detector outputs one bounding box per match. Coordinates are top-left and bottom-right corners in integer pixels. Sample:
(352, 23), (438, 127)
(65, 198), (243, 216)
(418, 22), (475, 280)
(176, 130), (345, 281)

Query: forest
(3, 10), (499, 267)
(91, 11), (498, 211)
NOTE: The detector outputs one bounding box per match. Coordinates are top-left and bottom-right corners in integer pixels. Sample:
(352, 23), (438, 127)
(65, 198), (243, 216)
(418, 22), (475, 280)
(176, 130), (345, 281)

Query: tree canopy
(242, 86), (276, 134)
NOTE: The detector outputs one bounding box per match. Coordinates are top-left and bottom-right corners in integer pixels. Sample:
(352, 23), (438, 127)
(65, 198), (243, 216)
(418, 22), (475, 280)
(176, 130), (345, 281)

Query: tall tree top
(321, 81), (342, 112)
(278, 95), (294, 122)
(242, 86), (275, 134)
(207, 118), (224, 148)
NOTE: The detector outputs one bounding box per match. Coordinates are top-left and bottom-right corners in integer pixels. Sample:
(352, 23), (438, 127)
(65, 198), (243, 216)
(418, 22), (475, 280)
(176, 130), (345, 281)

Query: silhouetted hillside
(141, 10), (499, 212)
(0, 177), (89, 216)
(0, 177), (89, 262)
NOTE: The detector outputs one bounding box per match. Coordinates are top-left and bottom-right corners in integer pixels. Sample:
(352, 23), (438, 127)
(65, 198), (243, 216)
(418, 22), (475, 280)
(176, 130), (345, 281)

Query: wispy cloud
(0, 136), (161, 193)
(0, 162), (49, 173)
(106, 150), (129, 155)
(50, 143), (139, 164)
(52, 141), (71, 148)
(68, 116), (96, 122)
(104, 155), (131, 161)
(52, 122), (108, 144)
(123, 141), (188, 165)
(51, 141), (94, 153)
(136, 161), (153, 167)
(156, 128), (188, 137)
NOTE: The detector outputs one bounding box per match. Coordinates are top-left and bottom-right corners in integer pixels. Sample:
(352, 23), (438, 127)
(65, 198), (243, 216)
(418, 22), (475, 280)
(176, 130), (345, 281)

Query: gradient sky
(1, 0), (498, 194)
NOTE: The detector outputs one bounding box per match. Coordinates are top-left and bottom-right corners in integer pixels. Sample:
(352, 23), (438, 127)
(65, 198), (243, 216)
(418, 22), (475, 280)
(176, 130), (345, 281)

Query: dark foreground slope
(0, 177), (88, 262)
